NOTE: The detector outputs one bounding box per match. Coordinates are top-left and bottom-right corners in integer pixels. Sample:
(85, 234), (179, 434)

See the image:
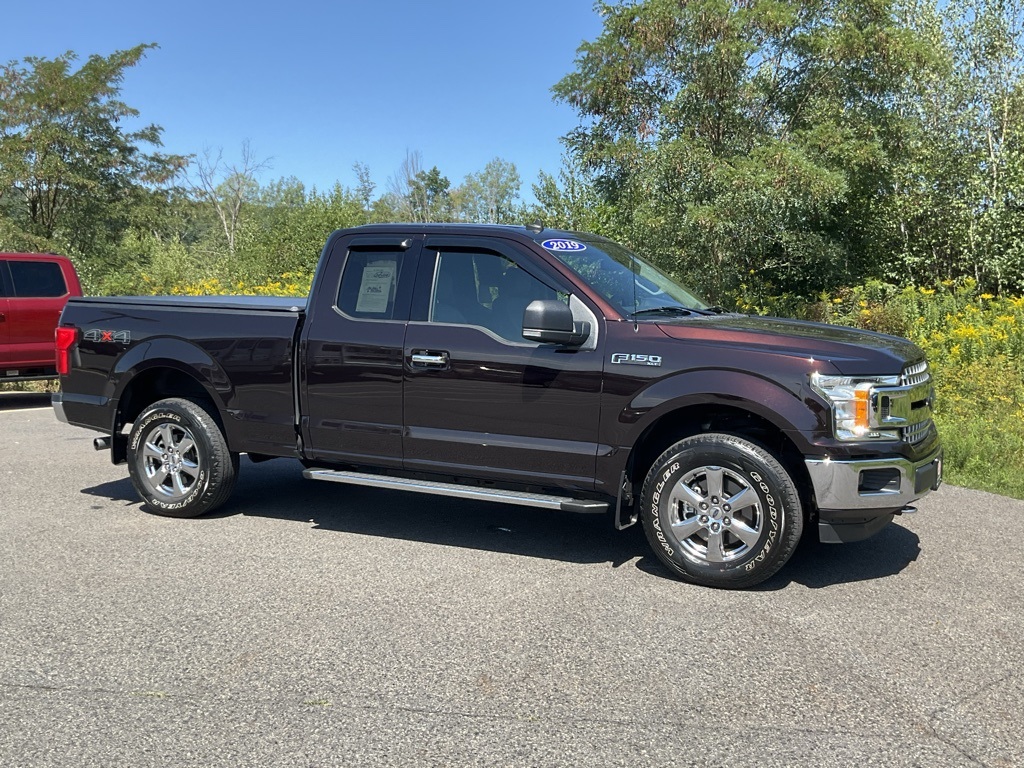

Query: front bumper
(805, 446), (943, 512)
(805, 446), (942, 543)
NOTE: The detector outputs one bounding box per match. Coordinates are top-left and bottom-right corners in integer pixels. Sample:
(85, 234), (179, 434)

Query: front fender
(623, 368), (830, 452)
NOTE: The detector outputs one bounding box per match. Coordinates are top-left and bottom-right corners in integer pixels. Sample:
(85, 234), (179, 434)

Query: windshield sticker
(541, 238), (587, 252)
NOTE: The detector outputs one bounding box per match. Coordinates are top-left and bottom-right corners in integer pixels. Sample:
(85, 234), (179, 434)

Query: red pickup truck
(1, 253), (82, 381)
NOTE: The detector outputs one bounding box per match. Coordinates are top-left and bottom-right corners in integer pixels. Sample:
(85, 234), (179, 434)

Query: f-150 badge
(84, 329), (131, 344)
(611, 353), (662, 366)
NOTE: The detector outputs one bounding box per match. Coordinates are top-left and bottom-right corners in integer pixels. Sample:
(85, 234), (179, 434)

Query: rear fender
(109, 339), (232, 434)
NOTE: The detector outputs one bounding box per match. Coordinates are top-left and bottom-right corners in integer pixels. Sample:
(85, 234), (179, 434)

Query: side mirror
(522, 299), (590, 346)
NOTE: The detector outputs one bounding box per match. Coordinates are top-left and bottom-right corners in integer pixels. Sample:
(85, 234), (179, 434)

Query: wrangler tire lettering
(640, 433), (803, 588)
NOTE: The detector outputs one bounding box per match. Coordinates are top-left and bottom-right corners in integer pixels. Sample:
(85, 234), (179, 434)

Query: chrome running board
(302, 468), (608, 514)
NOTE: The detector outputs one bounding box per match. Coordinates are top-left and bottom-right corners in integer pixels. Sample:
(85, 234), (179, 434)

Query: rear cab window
(336, 249), (408, 321)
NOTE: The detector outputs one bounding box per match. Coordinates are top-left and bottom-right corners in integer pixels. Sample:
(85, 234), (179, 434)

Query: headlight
(810, 373), (901, 441)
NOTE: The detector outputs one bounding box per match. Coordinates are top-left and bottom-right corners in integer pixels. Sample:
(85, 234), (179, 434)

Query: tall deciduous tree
(553, 0), (934, 301)
(188, 140), (270, 255)
(408, 166), (452, 222)
(353, 161), (376, 215)
(457, 157), (522, 223)
(385, 150), (454, 222)
(529, 155), (615, 233)
(882, 0), (1024, 291)
(0, 44), (186, 257)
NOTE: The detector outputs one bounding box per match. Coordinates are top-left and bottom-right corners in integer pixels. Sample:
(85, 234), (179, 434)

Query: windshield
(539, 236), (709, 317)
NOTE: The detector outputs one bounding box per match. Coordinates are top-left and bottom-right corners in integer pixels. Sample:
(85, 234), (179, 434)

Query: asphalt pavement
(0, 397), (1021, 767)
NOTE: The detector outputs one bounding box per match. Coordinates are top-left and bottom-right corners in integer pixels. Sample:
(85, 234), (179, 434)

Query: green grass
(929, 359), (1024, 499)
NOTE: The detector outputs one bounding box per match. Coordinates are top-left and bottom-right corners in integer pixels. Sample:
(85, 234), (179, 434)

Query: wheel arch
(110, 337), (231, 431)
(109, 362), (230, 464)
(116, 366), (224, 427)
(624, 402), (816, 521)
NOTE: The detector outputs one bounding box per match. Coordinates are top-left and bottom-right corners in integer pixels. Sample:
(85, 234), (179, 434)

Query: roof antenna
(525, 220), (543, 234)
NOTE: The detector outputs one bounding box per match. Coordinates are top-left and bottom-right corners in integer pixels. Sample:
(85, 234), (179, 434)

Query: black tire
(126, 397), (239, 518)
(640, 433), (803, 589)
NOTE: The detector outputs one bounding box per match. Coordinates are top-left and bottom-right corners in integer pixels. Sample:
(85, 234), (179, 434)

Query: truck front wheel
(640, 433), (803, 589)
(127, 397), (239, 518)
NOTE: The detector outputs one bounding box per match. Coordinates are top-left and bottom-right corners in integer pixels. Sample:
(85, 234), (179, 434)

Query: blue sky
(3, 1), (604, 201)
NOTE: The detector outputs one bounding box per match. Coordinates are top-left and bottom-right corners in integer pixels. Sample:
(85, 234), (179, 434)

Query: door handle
(410, 351), (449, 368)
(0, 312), (5, 322)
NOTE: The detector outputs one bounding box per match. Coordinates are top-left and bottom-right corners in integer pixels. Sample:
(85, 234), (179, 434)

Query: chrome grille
(903, 420), (932, 444)
(902, 361), (929, 387)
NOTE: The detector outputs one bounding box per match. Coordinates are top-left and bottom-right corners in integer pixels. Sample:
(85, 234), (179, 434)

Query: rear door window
(0, 262), (8, 297)
(336, 249), (409, 320)
(9, 260), (67, 298)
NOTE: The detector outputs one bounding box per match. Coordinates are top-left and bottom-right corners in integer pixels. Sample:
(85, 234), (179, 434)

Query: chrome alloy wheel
(666, 465), (764, 563)
(140, 423), (201, 502)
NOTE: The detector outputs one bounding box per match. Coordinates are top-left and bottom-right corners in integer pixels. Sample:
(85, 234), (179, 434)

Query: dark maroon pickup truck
(53, 224), (942, 588)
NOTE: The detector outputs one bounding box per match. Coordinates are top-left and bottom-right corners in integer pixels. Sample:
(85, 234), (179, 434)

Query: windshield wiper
(630, 306), (694, 317)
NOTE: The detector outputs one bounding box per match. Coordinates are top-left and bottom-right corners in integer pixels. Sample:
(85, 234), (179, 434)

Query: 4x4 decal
(84, 329), (131, 344)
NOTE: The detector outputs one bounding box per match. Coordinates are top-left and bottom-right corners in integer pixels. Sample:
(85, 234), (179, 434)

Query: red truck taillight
(55, 326), (78, 376)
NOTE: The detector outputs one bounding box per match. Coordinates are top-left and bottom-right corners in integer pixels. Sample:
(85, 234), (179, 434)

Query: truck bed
(57, 295), (304, 458)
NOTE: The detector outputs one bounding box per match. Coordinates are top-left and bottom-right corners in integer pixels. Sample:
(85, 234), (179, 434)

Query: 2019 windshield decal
(541, 238), (587, 252)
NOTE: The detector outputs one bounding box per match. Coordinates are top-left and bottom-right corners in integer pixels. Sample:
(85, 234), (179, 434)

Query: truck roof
(0, 252), (73, 262)
(332, 223), (612, 246)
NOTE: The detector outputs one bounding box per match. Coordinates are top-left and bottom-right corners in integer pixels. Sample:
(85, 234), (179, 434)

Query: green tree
(234, 182), (365, 281)
(353, 161), (376, 215)
(528, 156), (616, 233)
(552, 0), (934, 302)
(0, 45), (186, 266)
(880, 0), (1024, 292)
(456, 157), (522, 223)
(188, 140), (269, 256)
(407, 166), (452, 222)
(385, 150), (454, 222)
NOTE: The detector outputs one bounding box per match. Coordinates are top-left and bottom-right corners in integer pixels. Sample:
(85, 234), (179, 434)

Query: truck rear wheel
(640, 433), (803, 589)
(127, 397), (239, 518)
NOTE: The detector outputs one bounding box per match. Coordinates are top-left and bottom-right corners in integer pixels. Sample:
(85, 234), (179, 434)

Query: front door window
(430, 250), (560, 343)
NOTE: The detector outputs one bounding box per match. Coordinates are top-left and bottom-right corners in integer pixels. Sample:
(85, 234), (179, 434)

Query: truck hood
(654, 314), (924, 375)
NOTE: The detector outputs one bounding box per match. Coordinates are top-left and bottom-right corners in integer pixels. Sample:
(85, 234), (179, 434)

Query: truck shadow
(742, 523), (920, 591)
(83, 457), (921, 590)
(0, 392), (52, 411)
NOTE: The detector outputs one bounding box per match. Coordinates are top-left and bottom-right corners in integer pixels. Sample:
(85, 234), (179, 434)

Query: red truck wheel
(640, 433), (803, 589)
(127, 398), (239, 518)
